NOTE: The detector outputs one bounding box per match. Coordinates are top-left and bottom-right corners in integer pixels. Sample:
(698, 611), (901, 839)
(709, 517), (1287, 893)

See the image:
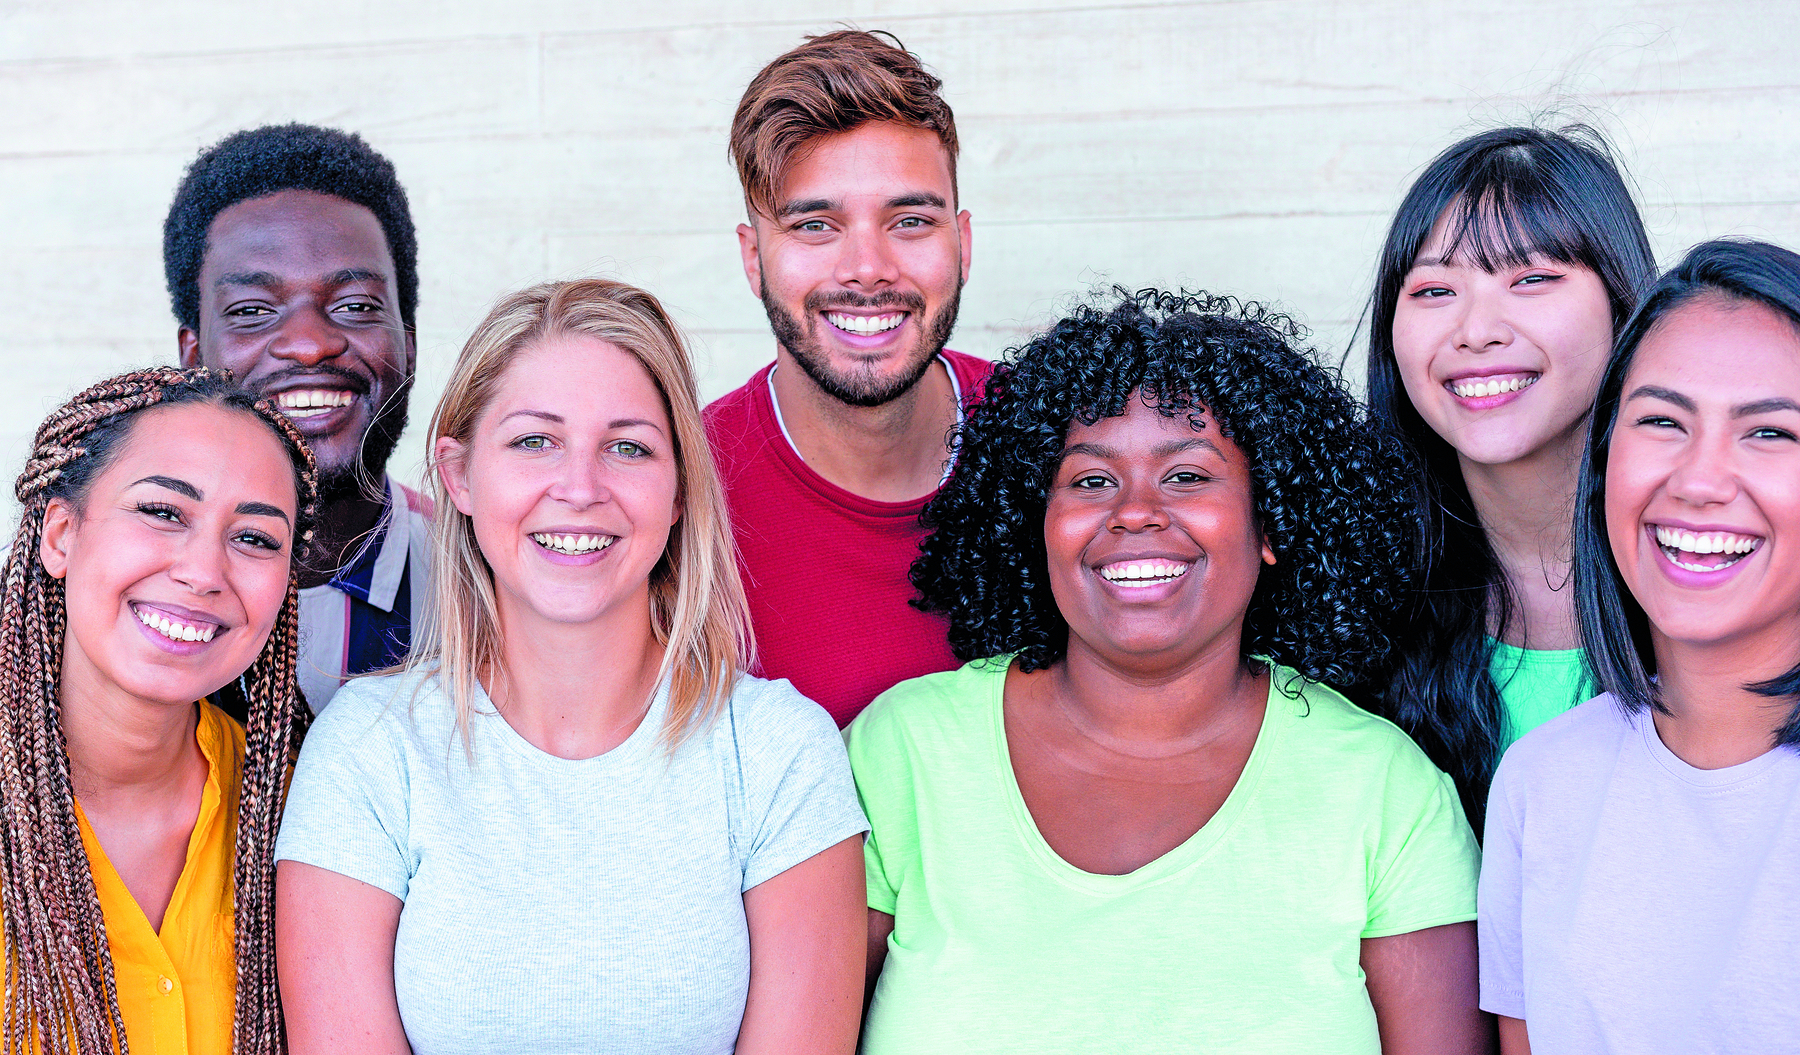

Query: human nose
(835, 222), (900, 291)
(545, 448), (612, 509)
(168, 535), (228, 597)
(1451, 291), (1512, 353)
(1107, 477), (1168, 533)
(268, 305), (349, 366)
(1664, 431), (1739, 508)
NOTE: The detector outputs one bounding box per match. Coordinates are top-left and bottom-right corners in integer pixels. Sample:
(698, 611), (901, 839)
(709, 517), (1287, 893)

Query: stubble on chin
(762, 286), (962, 409)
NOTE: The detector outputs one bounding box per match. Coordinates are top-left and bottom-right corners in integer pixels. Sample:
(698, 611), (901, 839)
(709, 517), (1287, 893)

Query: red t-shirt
(704, 351), (994, 726)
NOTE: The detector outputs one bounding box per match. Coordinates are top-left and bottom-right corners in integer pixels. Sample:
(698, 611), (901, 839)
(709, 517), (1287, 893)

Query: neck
(487, 586), (666, 760)
(302, 475), (390, 589)
(1650, 625), (1800, 769)
(770, 351), (956, 503)
(1046, 630), (1267, 745)
(1458, 427), (1585, 649)
(60, 667), (202, 802)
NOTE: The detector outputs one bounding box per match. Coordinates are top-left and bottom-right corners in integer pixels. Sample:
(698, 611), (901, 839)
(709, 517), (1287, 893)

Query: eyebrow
(131, 477), (290, 523)
(1735, 397), (1800, 417)
(1624, 385), (1696, 412)
(1059, 436), (1222, 461)
(496, 410), (667, 433)
(775, 192), (948, 218)
(215, 267), (386, 289)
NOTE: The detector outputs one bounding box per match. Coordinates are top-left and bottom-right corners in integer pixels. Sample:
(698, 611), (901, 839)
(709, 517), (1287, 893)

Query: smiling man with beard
(707, 30), (992, 726)
(166, 123), (430, 712)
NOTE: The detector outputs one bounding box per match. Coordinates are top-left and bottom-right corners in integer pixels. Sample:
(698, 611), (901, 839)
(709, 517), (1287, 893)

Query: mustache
(245, 363), (371, 396)
(804, 290), (926, 313)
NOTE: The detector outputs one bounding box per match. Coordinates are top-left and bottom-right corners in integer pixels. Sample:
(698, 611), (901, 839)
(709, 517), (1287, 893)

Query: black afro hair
(163, 123), (418, 332)
(913, 288), (1419, 688)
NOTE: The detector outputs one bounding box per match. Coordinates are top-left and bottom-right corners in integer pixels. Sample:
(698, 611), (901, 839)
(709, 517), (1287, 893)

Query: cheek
(1602, 445), (1655, 566)
(1389, 313), (1444, 400)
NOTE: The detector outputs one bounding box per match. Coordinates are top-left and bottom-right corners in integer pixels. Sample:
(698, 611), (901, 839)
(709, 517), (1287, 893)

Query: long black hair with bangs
(1363, 125), (1657, 830)
(1576, 238), (1800, 748)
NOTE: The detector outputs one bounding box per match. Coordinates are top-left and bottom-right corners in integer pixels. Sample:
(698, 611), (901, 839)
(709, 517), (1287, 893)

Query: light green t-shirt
(847, 658), (1480, 1055)
(1489, 640), (1595, 751)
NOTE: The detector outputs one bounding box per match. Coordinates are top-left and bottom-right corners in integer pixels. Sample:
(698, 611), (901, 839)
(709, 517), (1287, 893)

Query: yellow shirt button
(158, 976), (173, 994)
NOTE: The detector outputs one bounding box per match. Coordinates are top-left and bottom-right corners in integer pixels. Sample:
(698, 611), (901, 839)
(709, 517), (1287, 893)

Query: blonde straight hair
(413, 278), (753, 747)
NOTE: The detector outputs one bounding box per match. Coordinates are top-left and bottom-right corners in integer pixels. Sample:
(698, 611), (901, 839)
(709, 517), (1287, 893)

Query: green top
(1489, 640), (1595, 751)
(847, 658), (1480, 1055)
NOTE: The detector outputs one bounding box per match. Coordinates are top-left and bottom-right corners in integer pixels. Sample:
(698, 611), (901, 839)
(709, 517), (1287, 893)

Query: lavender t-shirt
(1479, 694), (1800, 1053)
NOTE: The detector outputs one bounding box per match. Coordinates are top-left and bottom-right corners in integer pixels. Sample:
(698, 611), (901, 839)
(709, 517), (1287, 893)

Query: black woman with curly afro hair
(848, 290), (1486, 1055)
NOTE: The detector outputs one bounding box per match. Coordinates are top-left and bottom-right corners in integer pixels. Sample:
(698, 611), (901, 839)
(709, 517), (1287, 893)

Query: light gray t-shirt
(276, 668), (869, 1055)
(1480, 694), (1800, 1053)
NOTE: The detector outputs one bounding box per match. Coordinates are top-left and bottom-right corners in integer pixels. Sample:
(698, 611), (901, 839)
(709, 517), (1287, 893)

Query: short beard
(762, 283), (961, 408)
(316, 378), (412, 504)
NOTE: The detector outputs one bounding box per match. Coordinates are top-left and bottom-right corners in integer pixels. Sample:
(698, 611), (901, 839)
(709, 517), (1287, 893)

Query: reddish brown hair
(730, 29), (959, 219)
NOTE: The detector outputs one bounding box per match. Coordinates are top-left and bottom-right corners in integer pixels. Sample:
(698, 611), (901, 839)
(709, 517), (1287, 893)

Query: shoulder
(307, 669), (451, 752)
(849, 658), (1007, 760)
(941, 348), (995, 394)
(1272, 668), (1457, 793)
(702, 365), (773, 434)
(705, 673), (844, 757)
(1494, 692), (1629, 787)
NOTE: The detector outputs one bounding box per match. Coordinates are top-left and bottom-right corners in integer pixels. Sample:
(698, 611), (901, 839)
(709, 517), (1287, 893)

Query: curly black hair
(913, 289), (1418, 688)
(163, 123), (419, 332)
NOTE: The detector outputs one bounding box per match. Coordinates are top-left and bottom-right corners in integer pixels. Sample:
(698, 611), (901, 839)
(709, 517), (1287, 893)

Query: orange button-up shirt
(74, 702), (242, 1055)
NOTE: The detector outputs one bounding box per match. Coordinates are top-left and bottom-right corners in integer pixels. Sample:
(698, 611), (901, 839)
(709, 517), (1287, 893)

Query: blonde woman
(275, 280), (868, 1055)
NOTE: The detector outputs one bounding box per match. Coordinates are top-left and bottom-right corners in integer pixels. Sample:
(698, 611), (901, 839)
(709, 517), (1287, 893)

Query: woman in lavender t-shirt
(1479, 239), (1800, 1054)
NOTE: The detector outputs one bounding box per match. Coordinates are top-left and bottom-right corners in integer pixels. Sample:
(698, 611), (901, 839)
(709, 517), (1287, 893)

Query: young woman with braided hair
(0, 366), (316, 1054)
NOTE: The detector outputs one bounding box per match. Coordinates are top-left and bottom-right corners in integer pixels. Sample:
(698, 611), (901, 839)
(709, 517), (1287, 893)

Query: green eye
(610, 440), (650, 458)
(515, 435), (550, 451)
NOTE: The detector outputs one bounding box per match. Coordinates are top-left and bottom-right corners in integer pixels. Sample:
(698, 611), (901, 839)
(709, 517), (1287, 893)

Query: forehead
(1063, 395), (1235, 453)
(776, 121), (954, 207)
(485, 336), (671, 428)
(93, 403), (298, 512)
(201, 188), (395, 282)
(1631, 297), (1800, 395)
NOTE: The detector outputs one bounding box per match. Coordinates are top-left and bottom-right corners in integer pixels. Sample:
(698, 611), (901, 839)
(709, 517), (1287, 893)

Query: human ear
(737, 221), (764, 300)
(957, 209), (973, 287)
(38, 498), (77, 580)
(434, 437), (475, 516)
(177, 327), (201, 367)
(1261, 537), (1277, 566)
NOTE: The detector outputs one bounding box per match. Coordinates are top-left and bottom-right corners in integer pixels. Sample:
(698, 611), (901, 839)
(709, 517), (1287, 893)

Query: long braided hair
(0, 367), (317, 1054)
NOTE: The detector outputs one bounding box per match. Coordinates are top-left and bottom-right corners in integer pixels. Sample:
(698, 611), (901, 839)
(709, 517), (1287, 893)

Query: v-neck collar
(987, 661), (1284, 895)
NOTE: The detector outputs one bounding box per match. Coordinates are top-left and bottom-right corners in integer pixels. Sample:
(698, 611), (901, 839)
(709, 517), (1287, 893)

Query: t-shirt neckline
(984, 658), (1283, 894)
(473, 674), (672, 770)
(1631, 700), (1789, 789)
(756, 354), (966, 517)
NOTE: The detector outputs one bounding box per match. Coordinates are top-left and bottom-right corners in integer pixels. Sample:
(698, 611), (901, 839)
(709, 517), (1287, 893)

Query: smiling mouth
(274, 389), (358, 419)
(1098, 558), (1191, 588)
(531, 532), (616, 555)
(824, 311), (907, 336)
(1653, 525), (1763, 573)
(1448, 373), (1539, 399)
(133, 603), (219, 643)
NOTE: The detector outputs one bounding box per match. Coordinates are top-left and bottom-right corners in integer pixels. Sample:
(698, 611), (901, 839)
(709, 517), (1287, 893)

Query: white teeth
(530, 532), (616, 555)
(136, 607), (217, 643)
(1451, 375), (1538, 399)
(1654, 526), (1762, 557)
(826, 312), (905, 336)
(1098, 560), (1191, 587)
(275, 389), (356, 413)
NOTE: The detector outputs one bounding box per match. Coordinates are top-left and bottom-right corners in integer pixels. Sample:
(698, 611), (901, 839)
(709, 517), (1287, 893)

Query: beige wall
(3, 0), (1795, 509)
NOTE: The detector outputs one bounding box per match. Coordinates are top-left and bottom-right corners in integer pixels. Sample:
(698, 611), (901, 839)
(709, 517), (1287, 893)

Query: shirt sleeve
(1477, 755), (1528, 1018)
(274, 682), (415, 900)
(735, 681), (871, 892)
(1362, 749), (1482, 938)
(844, 694), (918, 916)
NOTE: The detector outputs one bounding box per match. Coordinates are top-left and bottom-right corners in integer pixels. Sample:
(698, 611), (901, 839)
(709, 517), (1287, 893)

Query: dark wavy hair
(163, 123), (418, 332)
(913, 289), (1415, 689)
(1576, 238), (1800, 747)
(1362, 125), (1657, 828)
